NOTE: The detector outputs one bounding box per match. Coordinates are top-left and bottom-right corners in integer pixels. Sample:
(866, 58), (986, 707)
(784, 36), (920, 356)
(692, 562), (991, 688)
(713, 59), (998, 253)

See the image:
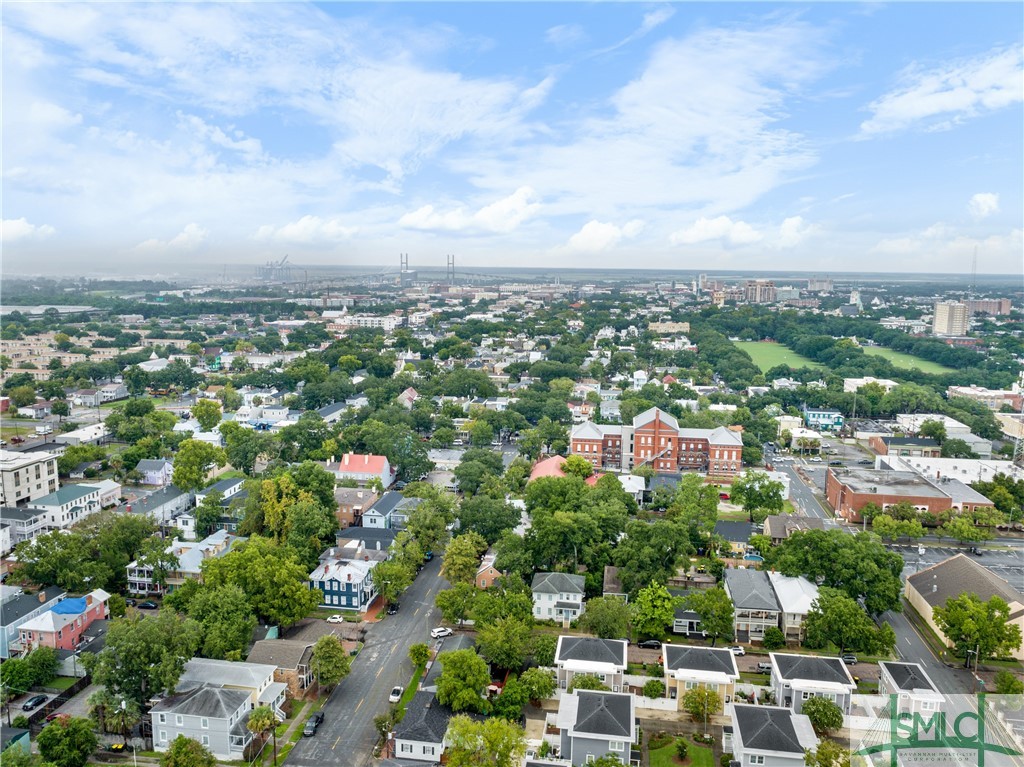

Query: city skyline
(3, 2), (1022, 274)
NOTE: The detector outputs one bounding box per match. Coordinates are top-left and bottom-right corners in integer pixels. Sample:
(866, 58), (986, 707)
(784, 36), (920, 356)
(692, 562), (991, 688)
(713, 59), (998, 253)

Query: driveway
(284, 556), (449, 767)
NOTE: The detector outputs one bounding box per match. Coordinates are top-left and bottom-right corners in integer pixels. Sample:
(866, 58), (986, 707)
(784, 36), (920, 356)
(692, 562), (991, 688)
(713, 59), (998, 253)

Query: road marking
(904, 637), (911, 646)
(332, 737), (341, 750)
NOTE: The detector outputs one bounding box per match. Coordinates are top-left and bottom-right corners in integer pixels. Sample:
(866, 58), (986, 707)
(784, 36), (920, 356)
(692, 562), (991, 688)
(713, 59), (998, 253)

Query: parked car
(326, 614), (345, 624)
(756, 662), (772, 673)
(637, 639), (661, 650)
(22, 695), (47, 711)
(729, 646), (745, 656)
(423, 551), (434, 562)
(841, 654), (858, 665)
(386, 603), (400, 615)
(303, 711), (324, 737)
(124, 598), (137, 607)
(388, 686), (403, 704)
(718, 492), (730, 500)
(137, 600), (159, 610)
(10, 436), (24, 444)
(809, 457), (823, 463)
(969, 547), (985, 556)
(430, 627), (453, 639)
(828, 461), (843, 466)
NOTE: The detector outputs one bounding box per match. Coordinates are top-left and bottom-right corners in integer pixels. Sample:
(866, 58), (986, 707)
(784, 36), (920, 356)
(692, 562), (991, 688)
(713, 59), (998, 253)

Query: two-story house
(766, 572), (819, 643)
(0, 585), (66, 658)
(532, 572), (586, 624)
(151, 658), (286, 761)
(32, 485), (102, 530)
(714, 521), (754, 557)
(334, 487), (379, 529)
(554, 637), (628, 693)
(662, 645), (739, 708)
(247, 640), (316, 700)
(802, 409), (844, 432)
(728, 704), (818, 767)
(877, 662), (943, 717)
(308, 541), (383, 612)
(195, 478), (245, 508)
(326, 453), (396, 488)
(126, 531), (245, 594)
(393, 691), (461, 762)
(476, 550), (502, 590)
(15, 588), (110, 656)
(769, 653), (856, 715)
(362, 491), (423, 530)
(556, 690), (637, 767)
(724, 569), (780, 643)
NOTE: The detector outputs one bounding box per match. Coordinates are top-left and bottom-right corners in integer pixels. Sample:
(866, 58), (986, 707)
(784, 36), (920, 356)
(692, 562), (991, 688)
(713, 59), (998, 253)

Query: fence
(25, 675), (92, 733)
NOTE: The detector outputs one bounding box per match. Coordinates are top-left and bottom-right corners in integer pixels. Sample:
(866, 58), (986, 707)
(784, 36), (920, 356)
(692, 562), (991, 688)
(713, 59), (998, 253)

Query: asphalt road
(285, 557), (450, 767)
(881, 608), (971, 694)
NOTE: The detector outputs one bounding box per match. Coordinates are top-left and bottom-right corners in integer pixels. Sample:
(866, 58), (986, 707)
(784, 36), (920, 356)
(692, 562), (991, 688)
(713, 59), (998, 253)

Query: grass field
(861, 346), (955, 374)
(733, 341), (824, 372)
(649, 740), (714, 767)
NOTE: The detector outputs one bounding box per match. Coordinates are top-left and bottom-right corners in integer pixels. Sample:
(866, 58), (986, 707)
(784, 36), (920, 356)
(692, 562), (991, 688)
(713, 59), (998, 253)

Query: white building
(932, 301), (969, 336)
(767, 572), (819, 642)
(0, 450), (60, 506)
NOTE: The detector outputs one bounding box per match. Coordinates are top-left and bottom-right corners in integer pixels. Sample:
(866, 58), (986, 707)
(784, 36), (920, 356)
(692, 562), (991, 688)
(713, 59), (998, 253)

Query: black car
(303, 711), (324, 736)
(124, 598), (137, 607)
(386, 603), (400, 615)
(22, 695), (47, 711)
(137, 600), (159, 610)
(637, 639), (661, 650)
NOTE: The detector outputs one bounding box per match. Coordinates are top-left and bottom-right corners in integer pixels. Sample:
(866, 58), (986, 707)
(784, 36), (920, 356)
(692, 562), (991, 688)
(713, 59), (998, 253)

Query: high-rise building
(807, 277), (833, 292)
(932, 301), (969, 336)
(743, 279), (776, 304)
(964, 298), (1012, 316)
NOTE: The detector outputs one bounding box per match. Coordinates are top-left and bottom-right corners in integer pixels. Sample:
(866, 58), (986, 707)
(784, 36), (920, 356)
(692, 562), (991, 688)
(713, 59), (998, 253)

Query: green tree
(442, 532), (488, 584)
(531, 634), (558, 667)
(458, 496), (519, 545)
(762, 627), (786, 651)
(682, 686), (721, 730)
(938, 516), (987, 544)
(82, 611), (202, 706)
(916, 419), (947, 444)
(632, 582), (678, 640)
(406, 506), (450, 554)
(731, 470), (785, 523)
(933, 593), (1023, 664)
(519, 667), (555, 702)
(994, 670), (1024, 694)
(568, 674), (610, 692)
(445, 714), (526, 767)
(684, 588), (734, 646)
(186, 584), (257, 660)
(801, 697), (844, 734)
(804, 588), (890, 656)
(191, 399), (222, 431)
(668, 474), (719, 535)
(171, 440), (227, 493)
(25, 646), (59, 687)
(491, 674), (529, 720)
(374, 558), (414, 606)
(436, 583), (477, 625)
(310, 634), (352, 689)
(436, 649), (490, 713)
(246, 706), (277, 766)
(159, 736), (217, 767)
(409, 643), (430, 668)
(36, 716), (98, 767)
(562, 455), (594, 478)
(109, 699), (141, 744)
(643, 679), (666, 699)
(579, 597), (631, 639)
(804, 739), (851, 767)
(477, 617), (533, 671)
(284, 500), (337, 569)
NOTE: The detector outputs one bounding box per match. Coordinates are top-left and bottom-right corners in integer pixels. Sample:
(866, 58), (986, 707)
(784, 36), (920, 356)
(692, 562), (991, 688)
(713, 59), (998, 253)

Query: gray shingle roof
(907, 554), (1023, 615)
(714, 520), (754, 543)
(733, 704), (804, 754)
(723, 569), (780, 612)
(556, 637), (627, 666)
(394, 692), (454, 743)
(246, 639), (313, 670)
(880, 662), (937, 692)
(772, 654), (853, 685)
(532, 572), (585, 595)
(0, 586), (66, 628)
(663, 646), (737, 676)
(150, 685), (249, 719)
(573, 691), (632, 738)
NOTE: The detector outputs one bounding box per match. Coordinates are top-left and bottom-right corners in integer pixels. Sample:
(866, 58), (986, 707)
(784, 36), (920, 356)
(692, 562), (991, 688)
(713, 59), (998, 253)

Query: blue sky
(3, 2), (1021, 274)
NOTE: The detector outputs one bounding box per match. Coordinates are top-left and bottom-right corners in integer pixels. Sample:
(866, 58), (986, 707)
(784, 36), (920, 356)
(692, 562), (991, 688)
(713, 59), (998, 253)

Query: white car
(388, 686), (403, 704)
(326, 615), (345, 624)
(809, 457), (823, 463)
(728, 646), (746, 656)
(430, 627), (453, 639)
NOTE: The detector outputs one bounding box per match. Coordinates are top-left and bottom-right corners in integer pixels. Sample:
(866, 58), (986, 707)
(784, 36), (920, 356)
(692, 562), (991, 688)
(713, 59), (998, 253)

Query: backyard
(861, 346), (955, 374)
(733, 341), (824, 372)
(648, 737), (714, 767)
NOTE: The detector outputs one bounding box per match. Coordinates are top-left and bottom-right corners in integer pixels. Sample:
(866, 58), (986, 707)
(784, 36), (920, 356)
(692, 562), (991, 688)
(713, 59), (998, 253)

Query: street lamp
(121, 700), (138, 767)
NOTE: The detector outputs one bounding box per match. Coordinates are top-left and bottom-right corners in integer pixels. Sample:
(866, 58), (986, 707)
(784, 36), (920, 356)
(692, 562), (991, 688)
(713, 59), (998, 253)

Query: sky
(2, 2), (1022, 276)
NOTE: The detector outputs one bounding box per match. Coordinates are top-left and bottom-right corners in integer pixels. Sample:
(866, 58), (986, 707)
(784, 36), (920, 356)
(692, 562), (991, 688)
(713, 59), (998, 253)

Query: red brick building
(825, 468), (994, 522)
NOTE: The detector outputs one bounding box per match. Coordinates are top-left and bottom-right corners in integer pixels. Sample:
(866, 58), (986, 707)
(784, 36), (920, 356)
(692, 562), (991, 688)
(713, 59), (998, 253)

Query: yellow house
(662, 644), (740, 709)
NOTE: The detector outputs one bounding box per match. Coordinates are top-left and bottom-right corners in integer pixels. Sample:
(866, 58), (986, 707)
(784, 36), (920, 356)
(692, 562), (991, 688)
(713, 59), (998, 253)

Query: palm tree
(87, 690), (114, 735)
(247, 705), (278, 766)
(112, 700), (142, 744)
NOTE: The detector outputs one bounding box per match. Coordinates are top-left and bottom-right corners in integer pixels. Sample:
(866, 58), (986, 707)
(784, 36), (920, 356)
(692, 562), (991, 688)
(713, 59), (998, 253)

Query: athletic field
(733, 341), (824, 372)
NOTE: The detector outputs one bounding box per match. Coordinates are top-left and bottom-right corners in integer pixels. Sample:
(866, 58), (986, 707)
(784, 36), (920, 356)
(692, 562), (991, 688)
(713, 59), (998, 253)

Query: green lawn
(861, 347), (955, 374)
(649, 740), (714, 767)
(733, 341), (824, 372)
(44, 676), (79, 691)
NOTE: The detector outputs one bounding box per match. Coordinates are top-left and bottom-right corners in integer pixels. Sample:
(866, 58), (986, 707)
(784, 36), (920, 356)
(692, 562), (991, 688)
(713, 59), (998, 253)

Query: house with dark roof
(393, 691), (457, 762)
(555, 637), (628, 692)
(362, 491), (423, 530)
(335, 526), (397, 552)
(151, 686), (254, 760)
(728, 704), (818, 767)
(661, 645), (739, 708)
(556, 690), (637, 767)
(135, 458), (174, 486)
(878, 661), (943, 716)
(0, 585), (66, 658)
(532, 572), (586, 624)
(602, 566), (627, 602)
(1, 726), (31, 758)
(723, 568), (780, 643)
(906, 553), (1024, 661)
(763, 514), (825, 545)
(421, 635), (477, 692)
(714, 520), (754, 556)
(334, 487), (379, 529)
(247, 639), (316, 700)
(769, 653), (856, 715)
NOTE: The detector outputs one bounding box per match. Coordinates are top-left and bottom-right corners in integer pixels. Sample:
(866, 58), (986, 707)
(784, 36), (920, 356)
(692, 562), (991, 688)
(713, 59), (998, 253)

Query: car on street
(10, 436), (24, 444)
(22, 695), (47, 711)
(718, 492), (730, 500)
(388, 686), (403, 704)
(326, 614), (345, 623)
(430, 627), (453, 639)
(841, 654), (858, 665)
(729, 646), (746, 656)
(809, 457), (822, 463)
(137, 600), (159, 610)
(386, 603), (400, 615)
(303, 711), (324, 736)
(637, 639), (661, 650)
(858, 459), (873, 465)
(756, 662), (772, 673)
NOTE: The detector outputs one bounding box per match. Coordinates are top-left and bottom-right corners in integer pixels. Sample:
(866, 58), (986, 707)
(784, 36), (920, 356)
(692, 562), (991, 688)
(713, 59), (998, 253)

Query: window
(424, 747), (435, 756)
(921, 700), (936, 711)
(159, 731), (167, 744)
(176, 715), (183, 726)
(748, 756), (764, 765)
(201, 718), (209, 729)
(609, 741), (625, 752)
(158, 714), (166, 724)
(801, 691), (812, 700)
(400, 744), (413, 754)
(201, 736), (209, 746)
(586, 756), (595, 764)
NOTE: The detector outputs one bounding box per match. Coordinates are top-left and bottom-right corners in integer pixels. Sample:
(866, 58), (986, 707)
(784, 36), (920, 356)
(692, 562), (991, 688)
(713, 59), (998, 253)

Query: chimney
(347, 573), (352, 582)
(38, 591), (47, 603)
(932, 584), (937, 593)
(364, 455), (369, 465)
(343, 454), (350, 466)
(364, 555), (369, 561)
(86, 594), (93, 606)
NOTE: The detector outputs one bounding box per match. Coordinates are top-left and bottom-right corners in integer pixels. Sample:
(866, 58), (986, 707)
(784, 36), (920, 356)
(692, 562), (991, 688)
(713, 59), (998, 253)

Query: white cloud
(255, 216), (357, 244)
(777, 216), (814, 248)
(670, 216), (762, 246)
(869, 222), (1022, 267)
(136, 223), (208, 252)
(180, 113), (264, 161)
(860, 46), (1023, 136)
(594, 7), (676, 55)
(1, 218), (55, 242)
(561, 219), (645, 253)
(968, 192), (1000, 220)
(399, 187), (540, 233)
(545, 24), (585, 47)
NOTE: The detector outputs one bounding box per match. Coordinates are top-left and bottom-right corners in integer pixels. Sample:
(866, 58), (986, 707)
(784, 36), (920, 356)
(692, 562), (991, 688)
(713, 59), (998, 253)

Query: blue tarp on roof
(51, 597), (87, 615)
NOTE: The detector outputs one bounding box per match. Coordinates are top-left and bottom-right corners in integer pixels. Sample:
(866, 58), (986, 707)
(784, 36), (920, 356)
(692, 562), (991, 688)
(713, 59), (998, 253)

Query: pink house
(16, 589), (110, 655)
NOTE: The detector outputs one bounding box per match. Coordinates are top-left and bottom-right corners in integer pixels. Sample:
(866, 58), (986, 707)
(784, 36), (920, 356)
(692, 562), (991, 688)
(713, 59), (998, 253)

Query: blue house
(802, 409), (845, 432)
(308, 542), (381, 612)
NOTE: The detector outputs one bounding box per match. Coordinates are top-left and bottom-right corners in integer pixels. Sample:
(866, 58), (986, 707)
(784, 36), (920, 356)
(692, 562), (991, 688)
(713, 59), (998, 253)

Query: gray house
(661, 645), (739, 708)
(556, 690), (637, 767)
(532, 572), (586, 623)
(151, 686), (252, 761)
(393, 691), (456, 762)
(769, 653), (856, 715)
(878, 661), (943, 716)
(554, 636), (628, 692)
(723, 568), (780, 643)
(728, 704), (818, 767)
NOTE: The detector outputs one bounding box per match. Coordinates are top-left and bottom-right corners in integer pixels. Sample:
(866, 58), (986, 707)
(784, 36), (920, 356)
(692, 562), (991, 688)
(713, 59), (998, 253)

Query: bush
(538, 741), (551, 758)
(721, 754), (734, 767)
(674, 739), (688, 760)
(762, 627), (786, 650)
(648, 731), (674, 750)
(995, 670), (1024, 694)
(642, 679), (665, 699)
(12, 715), (30, 729)
(646, 663), (664, 677)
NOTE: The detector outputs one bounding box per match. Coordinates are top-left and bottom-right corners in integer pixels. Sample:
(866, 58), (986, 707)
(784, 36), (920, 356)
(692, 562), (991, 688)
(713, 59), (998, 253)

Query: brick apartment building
(570, 407), (743, 478)
(825, 468), (994, 523)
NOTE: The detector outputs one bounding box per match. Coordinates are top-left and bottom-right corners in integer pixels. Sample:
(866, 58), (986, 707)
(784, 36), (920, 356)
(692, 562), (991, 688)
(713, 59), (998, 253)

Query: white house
(728, 705), (818, 767)
(326, 454), (396, 488)
(134, 459), (174, 486)
(766, 572), (819, 642)
(554, 636), (628, 692)
(877, 661), (943, 716)
(532, 572), (586, 623)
